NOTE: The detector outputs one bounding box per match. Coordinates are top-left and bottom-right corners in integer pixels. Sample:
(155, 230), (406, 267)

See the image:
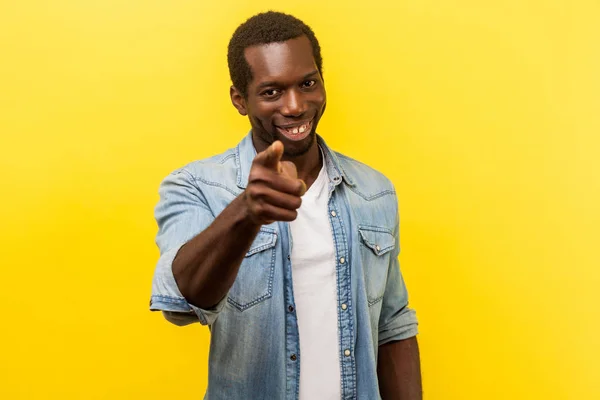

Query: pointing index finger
(262, 141), (284, 172)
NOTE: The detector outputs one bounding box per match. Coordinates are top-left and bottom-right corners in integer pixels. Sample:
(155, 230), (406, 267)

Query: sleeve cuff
(378, 307), (419, 346)
(149, 246), (226, 326)
(149, 294), (226, 326)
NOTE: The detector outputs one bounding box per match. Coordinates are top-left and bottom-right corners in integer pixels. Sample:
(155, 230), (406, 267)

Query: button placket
(328, 185), (356, 398)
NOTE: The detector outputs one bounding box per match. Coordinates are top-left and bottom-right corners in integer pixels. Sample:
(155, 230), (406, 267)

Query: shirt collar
(235, 131), (355, 189)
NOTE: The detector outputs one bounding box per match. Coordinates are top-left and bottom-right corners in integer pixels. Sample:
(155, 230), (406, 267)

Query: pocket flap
(245, 229), (277, 257)
(358, 227), (395, 256)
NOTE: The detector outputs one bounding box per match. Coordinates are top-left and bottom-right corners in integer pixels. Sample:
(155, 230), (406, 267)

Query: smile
(275, 119), (313, 141)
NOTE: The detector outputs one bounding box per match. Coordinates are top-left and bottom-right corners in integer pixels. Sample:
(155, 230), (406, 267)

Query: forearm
(377, 336), (422, 400)
(172, 192), (261, 309)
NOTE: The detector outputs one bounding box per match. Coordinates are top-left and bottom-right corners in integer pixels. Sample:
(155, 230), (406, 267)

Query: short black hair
(227, 11), (323, 98)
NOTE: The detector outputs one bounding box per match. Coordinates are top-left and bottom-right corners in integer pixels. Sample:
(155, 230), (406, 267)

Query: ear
(230, 85), (247, 116)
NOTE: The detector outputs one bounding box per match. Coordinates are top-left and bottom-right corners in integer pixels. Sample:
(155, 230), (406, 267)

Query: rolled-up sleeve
(378, 211), (418, 345)
(149, 168), (226, 326)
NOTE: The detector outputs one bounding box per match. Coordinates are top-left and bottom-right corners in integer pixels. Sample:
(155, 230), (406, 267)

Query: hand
(244, 141), (307, 225)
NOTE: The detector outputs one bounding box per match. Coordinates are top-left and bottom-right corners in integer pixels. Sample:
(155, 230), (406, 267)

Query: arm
(172, 193), (261, 309)
(377, 202), (421, 398)
(377, 337), (422, 400)
(167, 141), (305, 310)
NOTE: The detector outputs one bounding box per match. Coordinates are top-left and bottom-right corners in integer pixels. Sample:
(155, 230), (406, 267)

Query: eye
(301, 80), (316, 88)
(261, 89), (281, 98)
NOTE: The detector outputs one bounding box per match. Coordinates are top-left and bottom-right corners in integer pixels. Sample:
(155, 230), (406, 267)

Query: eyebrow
(256, 70), (319, 90)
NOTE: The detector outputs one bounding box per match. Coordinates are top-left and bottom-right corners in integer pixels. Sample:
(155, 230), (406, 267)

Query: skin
(230, 35), (326, 188)
(171, 34), (421, 400)
(378, 337), (423, 400)
(172, 36), (322, 310)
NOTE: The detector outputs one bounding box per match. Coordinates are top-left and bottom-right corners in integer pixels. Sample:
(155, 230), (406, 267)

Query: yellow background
(1, 1), (599, 399)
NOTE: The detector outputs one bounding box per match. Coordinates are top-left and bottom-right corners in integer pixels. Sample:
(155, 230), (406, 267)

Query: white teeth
(283, 121), (310, 135)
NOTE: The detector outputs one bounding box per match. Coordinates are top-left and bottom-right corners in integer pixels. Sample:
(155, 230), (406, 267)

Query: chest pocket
(358, 226), (396, 306)
(227, 228), (277, 312)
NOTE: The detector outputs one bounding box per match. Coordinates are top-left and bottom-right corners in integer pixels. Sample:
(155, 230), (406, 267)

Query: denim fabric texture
(150, 132), (418, 400)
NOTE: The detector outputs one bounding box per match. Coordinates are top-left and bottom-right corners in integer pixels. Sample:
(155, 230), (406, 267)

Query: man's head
(228, 11), (326, 157)
(227, 11), (323, 99)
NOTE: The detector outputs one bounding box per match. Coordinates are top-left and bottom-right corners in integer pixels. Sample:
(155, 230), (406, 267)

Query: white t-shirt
(289, 156), (341, 400)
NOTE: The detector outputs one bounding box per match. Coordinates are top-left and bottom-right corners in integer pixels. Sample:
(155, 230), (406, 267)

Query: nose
(280, 89), (307, 117)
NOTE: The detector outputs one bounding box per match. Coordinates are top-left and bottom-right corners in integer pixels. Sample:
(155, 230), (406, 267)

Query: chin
(281, 130), (316, 157)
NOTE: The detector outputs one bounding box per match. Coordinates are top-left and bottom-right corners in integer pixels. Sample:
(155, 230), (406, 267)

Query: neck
(282, 142), (322, 189)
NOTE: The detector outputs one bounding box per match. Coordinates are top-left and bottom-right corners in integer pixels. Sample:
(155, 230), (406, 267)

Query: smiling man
(149, 11), (421, 400)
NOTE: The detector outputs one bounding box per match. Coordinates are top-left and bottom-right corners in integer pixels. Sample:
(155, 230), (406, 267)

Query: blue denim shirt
(149, 133), (418, 400)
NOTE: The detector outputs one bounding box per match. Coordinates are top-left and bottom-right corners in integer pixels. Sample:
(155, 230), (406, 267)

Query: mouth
(275, 119), (313, 142)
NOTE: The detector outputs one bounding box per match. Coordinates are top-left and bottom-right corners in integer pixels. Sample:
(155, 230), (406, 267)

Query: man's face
(232, 35), (326, 157)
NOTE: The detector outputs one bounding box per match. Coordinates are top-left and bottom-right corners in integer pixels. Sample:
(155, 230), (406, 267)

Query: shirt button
(344, 349), (351, 357)
(287, 255), (290, 261)
(288, 305), (294, 312)
(341, 304), (347, 310)
(339, 257), (345, 264)
(330, 210), (337, 217)
(290, 354), (297, 361)
(375, 245), (381, 252)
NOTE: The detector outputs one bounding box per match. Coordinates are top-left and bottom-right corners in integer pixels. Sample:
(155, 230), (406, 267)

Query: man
(149, 11), (421, 400)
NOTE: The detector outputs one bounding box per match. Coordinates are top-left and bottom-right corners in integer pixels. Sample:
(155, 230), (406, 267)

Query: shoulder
(160, 147), (241, 196)
(172, 147), (237, 177)
(334, 151), (396, 200)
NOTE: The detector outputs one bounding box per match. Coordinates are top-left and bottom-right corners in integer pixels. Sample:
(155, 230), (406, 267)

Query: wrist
(235, 190), (265, 229)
